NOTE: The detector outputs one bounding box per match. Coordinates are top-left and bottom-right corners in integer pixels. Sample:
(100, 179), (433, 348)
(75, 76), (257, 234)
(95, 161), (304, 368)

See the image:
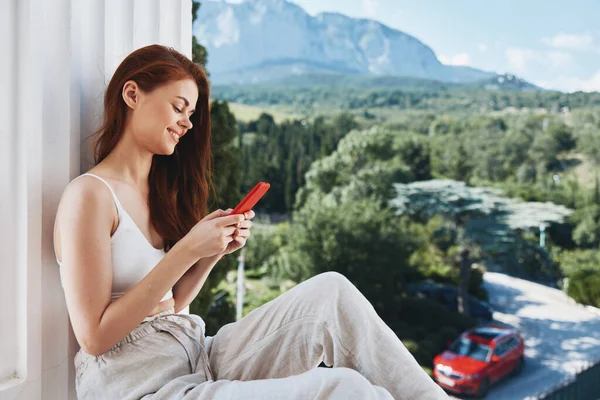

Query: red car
(433, 324), (525, 398)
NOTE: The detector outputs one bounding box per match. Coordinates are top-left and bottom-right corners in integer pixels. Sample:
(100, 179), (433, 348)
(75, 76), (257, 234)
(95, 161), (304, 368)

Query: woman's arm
(56, 178), (201, 357)
(172, 254), (222, 313)
(171, 209), (254, 313)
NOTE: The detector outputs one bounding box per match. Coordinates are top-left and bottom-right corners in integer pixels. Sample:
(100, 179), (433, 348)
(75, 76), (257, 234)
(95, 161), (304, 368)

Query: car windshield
(449, 337), (491, 362)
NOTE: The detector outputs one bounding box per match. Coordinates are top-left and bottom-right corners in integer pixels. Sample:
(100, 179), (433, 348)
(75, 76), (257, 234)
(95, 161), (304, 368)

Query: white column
(0, 0), (17, 390)
(0, 1), (192, 399)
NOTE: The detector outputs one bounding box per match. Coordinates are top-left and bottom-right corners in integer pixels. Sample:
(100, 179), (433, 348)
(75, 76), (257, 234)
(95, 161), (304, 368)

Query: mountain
(470, 74), (543, 92)
(269, 73), (459, 90)
(267, 73), (545, 92)
(194, 0), (498, 85)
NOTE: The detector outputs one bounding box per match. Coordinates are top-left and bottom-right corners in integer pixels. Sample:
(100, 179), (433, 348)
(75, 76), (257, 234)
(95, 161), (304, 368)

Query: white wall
(0, 1), (192, 399)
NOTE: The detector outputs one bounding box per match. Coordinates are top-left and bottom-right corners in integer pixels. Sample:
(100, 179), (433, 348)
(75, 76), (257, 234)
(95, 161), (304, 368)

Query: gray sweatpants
(74, 272), (448, 399)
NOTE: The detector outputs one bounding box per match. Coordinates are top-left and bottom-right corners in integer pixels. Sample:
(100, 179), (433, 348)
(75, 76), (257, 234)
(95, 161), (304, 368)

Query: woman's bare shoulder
(55, 174), (118, 248)
(58, 175), (115, 215)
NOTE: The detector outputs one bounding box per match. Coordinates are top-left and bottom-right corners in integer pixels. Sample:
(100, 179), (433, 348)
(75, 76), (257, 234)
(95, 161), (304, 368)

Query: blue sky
(225, 0), (600, 92)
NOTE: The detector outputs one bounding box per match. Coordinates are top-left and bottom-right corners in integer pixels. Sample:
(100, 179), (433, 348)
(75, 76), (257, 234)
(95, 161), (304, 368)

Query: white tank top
(56, 173), (174, 308)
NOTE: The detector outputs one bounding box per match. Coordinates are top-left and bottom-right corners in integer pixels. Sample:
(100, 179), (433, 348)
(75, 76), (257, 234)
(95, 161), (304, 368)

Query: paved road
(446, 272), (600, 399)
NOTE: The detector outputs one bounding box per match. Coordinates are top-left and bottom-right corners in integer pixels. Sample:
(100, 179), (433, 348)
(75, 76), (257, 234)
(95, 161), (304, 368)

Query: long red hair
(91, 44), (214, 251)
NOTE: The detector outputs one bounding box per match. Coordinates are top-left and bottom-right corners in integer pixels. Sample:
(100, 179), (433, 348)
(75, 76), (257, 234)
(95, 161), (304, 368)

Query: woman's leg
(207, 272), (448, 400)
(148, 366), (394, 399)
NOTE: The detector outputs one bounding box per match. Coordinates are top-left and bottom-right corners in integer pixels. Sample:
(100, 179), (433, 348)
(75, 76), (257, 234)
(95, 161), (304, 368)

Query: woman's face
(124, 78), (199, 155)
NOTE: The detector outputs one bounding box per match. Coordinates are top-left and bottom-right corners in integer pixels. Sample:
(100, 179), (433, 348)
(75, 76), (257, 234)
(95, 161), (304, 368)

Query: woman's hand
(220, 208), (255, 256)
(182, 208), (246, 259)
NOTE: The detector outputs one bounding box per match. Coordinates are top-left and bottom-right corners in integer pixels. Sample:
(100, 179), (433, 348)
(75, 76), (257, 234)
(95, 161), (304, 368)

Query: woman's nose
(180, 118), (192, 130)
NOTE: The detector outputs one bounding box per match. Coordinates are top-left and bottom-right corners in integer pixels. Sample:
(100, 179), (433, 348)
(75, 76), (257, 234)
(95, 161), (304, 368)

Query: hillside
(196, 0), (498, 84)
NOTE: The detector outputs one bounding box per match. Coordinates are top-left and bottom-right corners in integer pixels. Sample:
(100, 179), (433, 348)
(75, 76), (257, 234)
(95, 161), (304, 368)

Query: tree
(456, 248), (473, 315)
(554, 248), (600, 277)
(279, 197), (420, 320)
(188, 100), (242, 333)
(572, 205), (600, 248)
(528, 133), (561, 173)
(208, 100), (241, 208)
(192, 2), (208, 68)
(568, 269), (600, 308)
(430, 136), (472, 182)
(389, 179), (573, 313)
(396, 136), (432, 181)
(516, 163), (537, 184)
(548, 122), (576, 152)
(594, 175), (600, 206)
(577, 123), (600, 165)
(295, 126), (412, 210)
(238, 112), (358, 214)
(266, 127), (419, 319)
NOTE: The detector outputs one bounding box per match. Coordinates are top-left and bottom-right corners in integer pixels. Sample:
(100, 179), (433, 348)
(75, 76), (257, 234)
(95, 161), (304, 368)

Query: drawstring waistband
(146, 311), (214, 381)
(142, 307), (177, 322)
(75, 310), (214, 381)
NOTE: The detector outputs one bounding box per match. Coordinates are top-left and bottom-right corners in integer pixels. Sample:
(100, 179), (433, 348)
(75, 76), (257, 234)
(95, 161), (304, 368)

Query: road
(447, 272), (600, 399)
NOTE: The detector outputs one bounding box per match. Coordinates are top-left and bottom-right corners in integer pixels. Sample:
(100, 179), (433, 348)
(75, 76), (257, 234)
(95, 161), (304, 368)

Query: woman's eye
(173, 105), (182, 113)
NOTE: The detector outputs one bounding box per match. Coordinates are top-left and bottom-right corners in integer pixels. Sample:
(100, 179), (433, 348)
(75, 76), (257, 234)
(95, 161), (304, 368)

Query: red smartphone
(231, 182), (270, 215)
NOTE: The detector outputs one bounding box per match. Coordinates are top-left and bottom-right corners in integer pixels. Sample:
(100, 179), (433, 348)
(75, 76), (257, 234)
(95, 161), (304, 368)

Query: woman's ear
(122, 80), (140, 110)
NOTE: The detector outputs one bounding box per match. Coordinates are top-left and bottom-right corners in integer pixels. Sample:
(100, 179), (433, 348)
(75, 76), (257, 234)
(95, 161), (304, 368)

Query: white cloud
(551, 71), (600, 92)
(213, 8), (240, 48)
(361, 0), (379, 16)
(451, 52), (471, 66)
(579, 71), (600, 91)
(478, 43), (488, 52)
(438, 52), (471, 66)
(505, 47), (573, 72)
(545, 51), (574, 69)
(542, 32), (596, 51)
(505, 48), (537, 71)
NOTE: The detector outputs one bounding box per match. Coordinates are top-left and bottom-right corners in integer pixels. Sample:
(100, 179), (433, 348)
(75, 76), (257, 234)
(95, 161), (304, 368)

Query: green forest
(190, 2), (600, 375)
(195, 89), (600, 374)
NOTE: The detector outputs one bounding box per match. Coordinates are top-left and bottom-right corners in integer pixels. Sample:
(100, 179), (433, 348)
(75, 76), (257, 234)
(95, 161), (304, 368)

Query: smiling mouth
(168, 128), (180, 144)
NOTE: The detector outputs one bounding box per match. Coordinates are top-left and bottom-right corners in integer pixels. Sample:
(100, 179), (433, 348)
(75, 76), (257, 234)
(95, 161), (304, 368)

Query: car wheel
(511, 356), (525, 376)
(476, 377), (490, 399)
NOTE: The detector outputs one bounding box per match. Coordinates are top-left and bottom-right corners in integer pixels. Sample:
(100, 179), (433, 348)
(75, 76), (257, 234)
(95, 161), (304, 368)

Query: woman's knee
(302, 272), (368, 309)
(311, 271), (354, 292)
(296, 272), (370, 317)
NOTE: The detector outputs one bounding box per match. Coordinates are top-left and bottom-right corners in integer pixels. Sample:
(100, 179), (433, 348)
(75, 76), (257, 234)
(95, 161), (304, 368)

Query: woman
(53, 44), (448, 400)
